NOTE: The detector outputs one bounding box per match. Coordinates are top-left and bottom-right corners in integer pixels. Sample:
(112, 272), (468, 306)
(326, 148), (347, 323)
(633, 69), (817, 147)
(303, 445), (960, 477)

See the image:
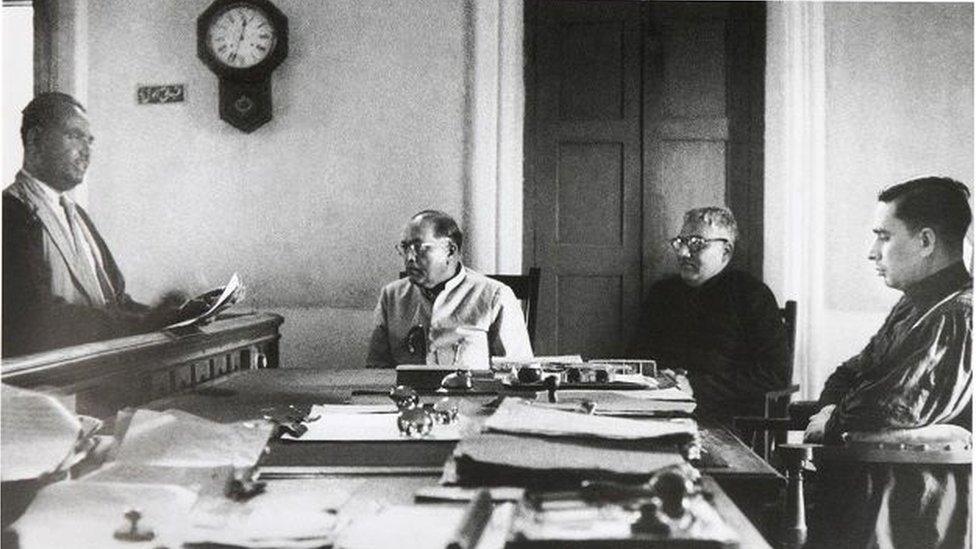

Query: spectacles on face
(395, 240), (449, 258)
(669, 235), (728, 254)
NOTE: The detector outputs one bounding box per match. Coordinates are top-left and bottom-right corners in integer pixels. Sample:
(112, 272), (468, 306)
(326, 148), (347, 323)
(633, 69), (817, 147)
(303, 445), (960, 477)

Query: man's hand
(803, 404), (836, 442)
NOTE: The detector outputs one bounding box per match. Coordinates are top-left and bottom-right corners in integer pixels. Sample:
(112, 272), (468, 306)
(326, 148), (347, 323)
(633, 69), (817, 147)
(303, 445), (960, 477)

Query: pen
(446, 488), (493, 549)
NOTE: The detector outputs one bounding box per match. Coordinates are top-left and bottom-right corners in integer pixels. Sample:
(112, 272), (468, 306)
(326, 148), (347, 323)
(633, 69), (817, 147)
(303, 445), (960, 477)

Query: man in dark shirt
(632, 206), (789, 425)
(803, 177), (972, 549)
(805, 177), (972, 443)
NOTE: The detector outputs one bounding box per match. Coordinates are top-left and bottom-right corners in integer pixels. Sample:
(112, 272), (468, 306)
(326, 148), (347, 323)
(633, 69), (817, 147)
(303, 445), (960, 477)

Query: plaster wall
(84, 0), (469, 368)
(766, 2), (973, 396)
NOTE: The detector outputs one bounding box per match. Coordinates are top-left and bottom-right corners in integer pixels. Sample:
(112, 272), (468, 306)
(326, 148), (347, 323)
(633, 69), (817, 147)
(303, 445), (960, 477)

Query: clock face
(206, 3), (277, 69)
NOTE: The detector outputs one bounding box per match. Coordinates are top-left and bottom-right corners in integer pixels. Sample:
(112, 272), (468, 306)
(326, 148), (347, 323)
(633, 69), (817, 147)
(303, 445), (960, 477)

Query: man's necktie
(59, 195), (112, 307)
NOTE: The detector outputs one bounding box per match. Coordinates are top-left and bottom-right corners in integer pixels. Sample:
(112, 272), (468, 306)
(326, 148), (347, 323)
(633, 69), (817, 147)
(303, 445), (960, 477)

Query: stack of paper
(452, 399), (696, 487)
(1, 384), (84, 481)
(483, 398), (697, 440)
(533, 388), (697, 416)
(11, 409), (348, 549)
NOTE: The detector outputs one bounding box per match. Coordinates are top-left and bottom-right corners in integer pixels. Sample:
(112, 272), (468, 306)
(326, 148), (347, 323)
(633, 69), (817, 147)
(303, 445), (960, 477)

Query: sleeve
(2, 197), (144, 356)
(818, 350), (869, 407)
(732, 284), (790, 401)
(365, 289), (394, 368)
(815, 300), (909, 407)
(488, 285), (533, 359)
(823, 298), (972, 442)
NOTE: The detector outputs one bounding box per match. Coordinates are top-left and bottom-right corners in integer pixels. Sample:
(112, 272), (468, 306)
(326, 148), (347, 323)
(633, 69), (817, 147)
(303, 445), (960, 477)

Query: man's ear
(24, 126), (42, 153)
(918, 227), (937, 257)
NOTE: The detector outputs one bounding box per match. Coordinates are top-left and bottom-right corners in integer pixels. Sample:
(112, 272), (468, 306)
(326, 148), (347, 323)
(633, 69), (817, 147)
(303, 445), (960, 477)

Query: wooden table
(144, 367), (782, 545)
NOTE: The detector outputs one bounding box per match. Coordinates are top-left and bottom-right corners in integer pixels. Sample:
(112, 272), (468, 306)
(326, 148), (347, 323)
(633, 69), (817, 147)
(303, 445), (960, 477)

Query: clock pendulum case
(197, 0), (288, 133)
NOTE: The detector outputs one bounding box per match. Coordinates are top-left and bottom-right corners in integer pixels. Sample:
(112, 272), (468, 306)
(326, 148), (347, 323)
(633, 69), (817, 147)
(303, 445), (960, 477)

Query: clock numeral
(256, 44), (267, 52)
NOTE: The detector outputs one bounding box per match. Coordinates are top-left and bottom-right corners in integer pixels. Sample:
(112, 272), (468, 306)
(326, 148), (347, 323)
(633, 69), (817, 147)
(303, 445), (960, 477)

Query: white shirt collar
(20, 169), (68, 205)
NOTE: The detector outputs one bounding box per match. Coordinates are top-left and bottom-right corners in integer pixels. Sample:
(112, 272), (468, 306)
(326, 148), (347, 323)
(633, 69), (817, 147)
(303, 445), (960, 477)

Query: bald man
(366, 210), (533, 369)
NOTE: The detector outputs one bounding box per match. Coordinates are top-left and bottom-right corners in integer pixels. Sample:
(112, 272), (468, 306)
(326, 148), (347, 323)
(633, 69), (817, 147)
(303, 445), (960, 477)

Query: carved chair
(778, 425), (972, 548)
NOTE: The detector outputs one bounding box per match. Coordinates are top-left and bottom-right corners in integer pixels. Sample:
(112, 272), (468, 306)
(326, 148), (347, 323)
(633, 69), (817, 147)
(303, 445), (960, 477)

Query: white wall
(766, 2), (973, 398)
(85, 0), (469, 368)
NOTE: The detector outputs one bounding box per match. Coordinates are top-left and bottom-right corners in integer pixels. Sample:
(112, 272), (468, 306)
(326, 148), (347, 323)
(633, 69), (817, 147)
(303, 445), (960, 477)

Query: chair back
(739, 300), (799, 464)
(780, 300), (797, 387)
(487, 268), (541, 346)
(396, 268), (541, 345)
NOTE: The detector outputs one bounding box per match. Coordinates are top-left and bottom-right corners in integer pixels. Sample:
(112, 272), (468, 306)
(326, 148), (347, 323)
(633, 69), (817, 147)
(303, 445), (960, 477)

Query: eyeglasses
(395, 241), (448, 257)
(669, 235), (728, 254)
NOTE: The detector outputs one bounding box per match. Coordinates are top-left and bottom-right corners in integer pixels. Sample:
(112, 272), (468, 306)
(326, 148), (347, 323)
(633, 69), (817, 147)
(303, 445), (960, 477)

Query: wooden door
(525, 1), (765, 357)
(526, 1), (644, 358)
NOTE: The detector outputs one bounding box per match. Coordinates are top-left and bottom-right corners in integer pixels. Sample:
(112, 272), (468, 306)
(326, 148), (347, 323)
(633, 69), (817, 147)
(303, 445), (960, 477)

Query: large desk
(144, 367), (783, 545)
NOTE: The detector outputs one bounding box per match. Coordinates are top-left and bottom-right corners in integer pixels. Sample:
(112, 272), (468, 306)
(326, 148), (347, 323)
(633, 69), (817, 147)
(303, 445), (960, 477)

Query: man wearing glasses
(3, 93), (188, 357)
(366, 210), (533, 368)
(631, 206), (789, 426)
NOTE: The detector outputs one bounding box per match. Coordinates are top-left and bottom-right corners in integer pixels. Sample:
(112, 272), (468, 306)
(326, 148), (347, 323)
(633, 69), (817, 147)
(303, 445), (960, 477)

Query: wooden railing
(1, 312), (284, 419)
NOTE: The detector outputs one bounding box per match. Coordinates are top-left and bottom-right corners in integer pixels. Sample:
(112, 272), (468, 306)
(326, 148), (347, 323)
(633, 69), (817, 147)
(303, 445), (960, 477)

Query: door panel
(526, 1), (766, 358)
(531, 1), (643, 358)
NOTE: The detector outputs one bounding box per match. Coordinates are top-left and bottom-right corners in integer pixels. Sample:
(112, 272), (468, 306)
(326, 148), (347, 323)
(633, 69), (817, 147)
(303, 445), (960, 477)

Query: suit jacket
(3, 172), (149, 357)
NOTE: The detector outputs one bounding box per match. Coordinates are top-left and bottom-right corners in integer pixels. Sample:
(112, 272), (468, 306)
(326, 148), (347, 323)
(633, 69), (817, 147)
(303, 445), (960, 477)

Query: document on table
(281, 411), (463, 441)
(453, 433), (687, 479)
(13, 481), (197, 549)
(114, 408), (273, 468)
(165, 272), (245, 329)
(186, 480), (352, 549)
(334, 503), (514, 549)
(533, 389), (697, 416)
(1, 384), (82, 481)
(483, 398), (697, 441)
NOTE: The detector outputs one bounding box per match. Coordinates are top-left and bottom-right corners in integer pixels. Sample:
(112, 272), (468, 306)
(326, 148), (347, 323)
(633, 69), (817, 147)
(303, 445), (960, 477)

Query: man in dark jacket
(631, 206), (789, 426)
(3, 92), (185, 357)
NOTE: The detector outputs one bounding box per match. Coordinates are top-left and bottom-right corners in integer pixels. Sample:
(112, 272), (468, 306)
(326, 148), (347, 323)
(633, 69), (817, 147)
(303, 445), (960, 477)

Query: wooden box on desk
(394, 365), (495, 391)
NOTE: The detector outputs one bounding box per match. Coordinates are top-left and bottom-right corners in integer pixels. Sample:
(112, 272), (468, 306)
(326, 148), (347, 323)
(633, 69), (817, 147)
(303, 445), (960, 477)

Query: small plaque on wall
(137, 84), (185, 105)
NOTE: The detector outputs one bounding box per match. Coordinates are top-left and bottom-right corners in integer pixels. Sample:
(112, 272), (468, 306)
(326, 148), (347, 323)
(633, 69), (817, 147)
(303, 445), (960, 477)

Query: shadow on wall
(271, 307), (375, 369)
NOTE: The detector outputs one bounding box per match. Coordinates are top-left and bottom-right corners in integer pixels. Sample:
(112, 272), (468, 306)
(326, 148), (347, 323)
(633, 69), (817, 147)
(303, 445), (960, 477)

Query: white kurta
(366, 266), (533, 369)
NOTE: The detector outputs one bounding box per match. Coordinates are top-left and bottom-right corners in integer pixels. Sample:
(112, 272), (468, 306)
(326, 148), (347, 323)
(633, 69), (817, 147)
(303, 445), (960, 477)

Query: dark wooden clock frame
(197, 0), (289, 133)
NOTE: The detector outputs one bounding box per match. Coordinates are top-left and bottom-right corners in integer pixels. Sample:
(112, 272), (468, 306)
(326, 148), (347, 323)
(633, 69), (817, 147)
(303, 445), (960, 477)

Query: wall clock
(197, 0), (288, 133)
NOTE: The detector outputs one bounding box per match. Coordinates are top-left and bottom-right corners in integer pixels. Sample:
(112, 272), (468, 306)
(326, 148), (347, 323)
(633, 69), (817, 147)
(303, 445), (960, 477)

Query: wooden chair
(734, 300), (801, 462)
(778, 425), (972, 548)
(398, 268), (541, 345)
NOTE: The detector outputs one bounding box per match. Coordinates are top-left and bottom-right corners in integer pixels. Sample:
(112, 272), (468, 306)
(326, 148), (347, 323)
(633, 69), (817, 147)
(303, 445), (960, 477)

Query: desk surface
(145, 367), (779, 547)
(148, 368), (781, 478)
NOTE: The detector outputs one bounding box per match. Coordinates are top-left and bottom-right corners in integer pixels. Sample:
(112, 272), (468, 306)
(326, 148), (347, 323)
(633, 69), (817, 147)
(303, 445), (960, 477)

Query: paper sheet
(165, 272), (244, 329)
(533, 389), (697, 416)
(12, 481), (197, 549)
(453, 433), (687, 479)
(334, 505), (465, 549)
(281, 412), (463, 441)
(314, 403), (398, 414)
(483, 398), (697, 441)
(114, 409), (273, 468)
(186, 481), (351, 548)
(82, 462), (234, 496)
(1, 384), (81, 481)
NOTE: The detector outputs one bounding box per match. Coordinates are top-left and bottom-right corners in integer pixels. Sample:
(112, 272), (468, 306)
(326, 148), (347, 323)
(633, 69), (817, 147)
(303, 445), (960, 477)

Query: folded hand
(803, 404), (836, 443)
